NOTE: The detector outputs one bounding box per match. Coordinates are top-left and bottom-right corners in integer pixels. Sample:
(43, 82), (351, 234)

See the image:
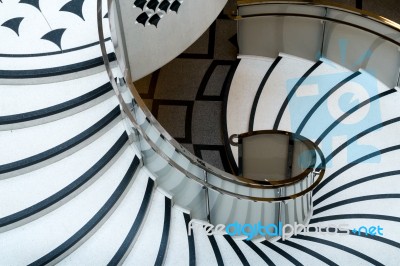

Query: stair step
(0, 96), (119, 166)
(213, 235), (243, 265)
(0, 144), (134, 265)
(0, 72), (111, 118)
(58, 166), (152, 265)
(163, 207), (190, 265)
(123, 191), (166, 265)
(108, 177), (155, 264)
(190, 220), (218, 265)
(253, 54), (315, 131)
(0, 121), (127, 219)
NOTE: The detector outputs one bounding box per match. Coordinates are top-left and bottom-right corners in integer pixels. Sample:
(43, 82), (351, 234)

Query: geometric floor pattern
(134, 0), (238, 173)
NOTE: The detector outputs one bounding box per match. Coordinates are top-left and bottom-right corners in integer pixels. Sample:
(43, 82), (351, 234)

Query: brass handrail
(236, 130), (317, 186)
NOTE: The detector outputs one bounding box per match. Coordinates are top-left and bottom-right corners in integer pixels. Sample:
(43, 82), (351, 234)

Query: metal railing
(97, 0), (325, 202)
(236, 0), (400, 33)
(96, 1), (329, 230)
(95, 1), (400, 232)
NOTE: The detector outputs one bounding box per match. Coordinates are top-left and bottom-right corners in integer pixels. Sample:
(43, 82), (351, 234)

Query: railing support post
(204, 171), (211, 223)
(320, 8), (328, 59)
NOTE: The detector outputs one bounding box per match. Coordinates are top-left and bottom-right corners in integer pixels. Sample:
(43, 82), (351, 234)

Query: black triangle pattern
(41, 28), (66, 50)
(134, 0), (147, 10)
(134, 0), (183, 27)
(147, 0), (159, 11)
(1, 17), (24, 36)
(136, 12), (150, 26)
(19, 0), (41, 11)
(149, 13), (161, 27)
(60, 0), (86, 21)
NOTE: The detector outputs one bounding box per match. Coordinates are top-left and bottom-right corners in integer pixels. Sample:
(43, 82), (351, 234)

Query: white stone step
(314, 173), (400, 213)
(253, 54), (315, 131)
(123, 190), (166, 265)
(0, 96), (119, 165)
(300, 71), (391, 143)
(163, 207), (190, 265)
(0, 121), (126, 218)
(58, 167), (152, 265)
(314, 149), (400, 203)
(272, 241), (324, 265)
(213, 235), (243, 265)
(227, 56), (274, 163)
(0, 146), (134, 265)
(190, 220), (218, 265)
(287, 237), (369, 265)
(234, 240), (269, 265)
(292, 232), (399, 265)
(254, 241), (300, 265)
(279, 57), (350, 132)
(314, 198), (400, 218)
(0, 71), (111, 117)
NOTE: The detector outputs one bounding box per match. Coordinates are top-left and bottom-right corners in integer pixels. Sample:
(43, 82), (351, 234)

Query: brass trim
(236, 130), (317, 186)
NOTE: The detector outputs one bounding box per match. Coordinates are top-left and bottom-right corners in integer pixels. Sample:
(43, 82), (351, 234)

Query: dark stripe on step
(279, 239), (339, 266)
(314, 194), (400, 215)
(0, 53), (116, 79)
(310, 214), (400, 224)
(223, 235), (250, 266)
(294, 234), (383, 266)
(249, 56), (282, 131)
(273, 60), (322, 130)
(244, 240), (276, 265)
(0, 132), (129, 228)
(315, 88), (397, 145)
(222, 59), (240, 174)
(314, 170), (400, 206)
(313, 144), (400, 195)
(325, 117), (400, 164)
(0, 106), (121, 175)
(296, 71), (361, 134)
(261, 240), (303, 266)
(108, 177), (155, 265)
(350, 231), (400, 249)
(155, 197), (172, 266)
(208, 235), (224, 266)
(28, 155), (140, 266)
(183, 213), (196, 266)
(0, 82), (112, 125)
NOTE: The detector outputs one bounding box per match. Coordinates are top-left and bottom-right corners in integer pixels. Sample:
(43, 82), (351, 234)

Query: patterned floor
(134, 0), (238, 173)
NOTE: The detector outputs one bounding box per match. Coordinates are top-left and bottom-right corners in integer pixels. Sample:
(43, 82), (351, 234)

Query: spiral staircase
(0, 0), (399, 265)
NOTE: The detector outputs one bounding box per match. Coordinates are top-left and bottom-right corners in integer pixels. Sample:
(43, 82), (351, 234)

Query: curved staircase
(0, 0), (399, 265)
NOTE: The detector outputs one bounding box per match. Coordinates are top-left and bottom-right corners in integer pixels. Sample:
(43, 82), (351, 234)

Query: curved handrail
(235, 12), (400, 48)
(96, 0), (325, 202)
(237, 130), (317, 186)
(236, 0), (400, 34)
